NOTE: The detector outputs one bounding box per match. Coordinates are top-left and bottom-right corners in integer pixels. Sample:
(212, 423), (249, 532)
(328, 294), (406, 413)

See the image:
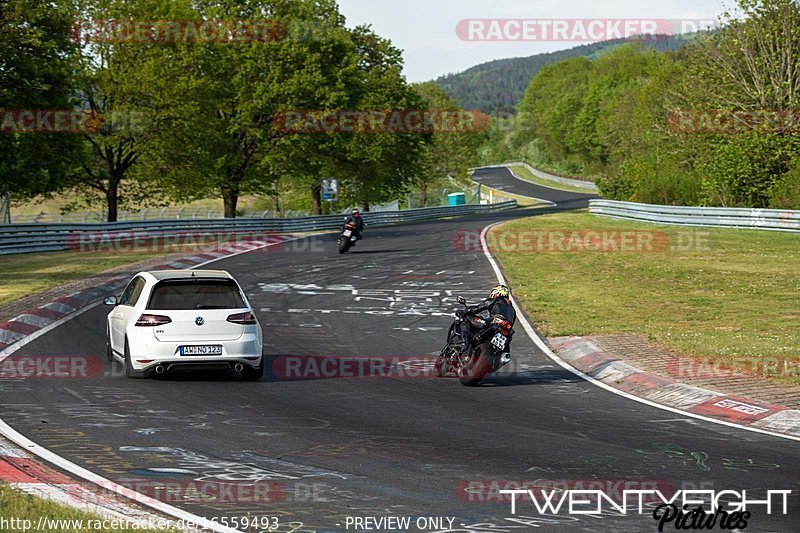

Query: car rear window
(147, 279), (246, 310)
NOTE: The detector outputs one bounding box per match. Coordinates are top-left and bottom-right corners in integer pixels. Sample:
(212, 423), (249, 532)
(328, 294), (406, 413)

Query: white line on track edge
(479, 221), (800, 443)
(0, 234), (317, 533)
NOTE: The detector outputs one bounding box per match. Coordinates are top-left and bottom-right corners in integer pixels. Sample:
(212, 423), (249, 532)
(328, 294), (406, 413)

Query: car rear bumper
(127, 334), (262, 371)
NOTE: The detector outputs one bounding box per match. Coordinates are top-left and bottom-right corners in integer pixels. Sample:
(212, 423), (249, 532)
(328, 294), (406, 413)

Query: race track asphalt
(1, 168), (797, 533)
(470, 167), (596, 208)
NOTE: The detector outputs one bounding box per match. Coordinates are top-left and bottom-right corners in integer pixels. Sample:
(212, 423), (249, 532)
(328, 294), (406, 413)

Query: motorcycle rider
(457, 284), (516, 343)
(342, 208), (365, 244)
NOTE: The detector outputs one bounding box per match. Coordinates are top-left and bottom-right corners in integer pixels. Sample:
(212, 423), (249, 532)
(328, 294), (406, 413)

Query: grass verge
(509, 164), (597, 194)
(0, 251), (167, 305)
(0, 483), (168, 532)
(489, 211), (800, 382)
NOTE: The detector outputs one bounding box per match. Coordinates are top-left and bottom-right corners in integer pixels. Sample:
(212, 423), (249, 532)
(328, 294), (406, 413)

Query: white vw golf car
(104, 270), (263, 380)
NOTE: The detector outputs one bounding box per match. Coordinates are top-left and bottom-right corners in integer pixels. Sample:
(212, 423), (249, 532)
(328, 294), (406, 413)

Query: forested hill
(434, 35), (689, 114)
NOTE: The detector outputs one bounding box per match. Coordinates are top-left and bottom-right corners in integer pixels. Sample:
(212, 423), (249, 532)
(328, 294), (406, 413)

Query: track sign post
(322, 179), (339, 202)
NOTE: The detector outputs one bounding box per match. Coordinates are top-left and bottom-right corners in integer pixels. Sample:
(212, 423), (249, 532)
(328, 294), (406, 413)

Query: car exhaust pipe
(234, 363), (244, 372)
(155, 365), (165, 374)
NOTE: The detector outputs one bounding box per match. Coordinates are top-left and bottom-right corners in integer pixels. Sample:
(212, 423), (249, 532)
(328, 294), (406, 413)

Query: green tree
(61, 0), (199, 221)
(412, 82), (482, 206)
(142, 0), (360, 217)
(681, 0), (800, 206)
(0, 0), (82, 202)
(336, 25), (424, 211)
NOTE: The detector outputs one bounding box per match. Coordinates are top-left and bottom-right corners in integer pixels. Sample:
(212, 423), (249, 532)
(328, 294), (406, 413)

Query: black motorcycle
(435, 296), (514, 386)
(338, 222), (358, 254)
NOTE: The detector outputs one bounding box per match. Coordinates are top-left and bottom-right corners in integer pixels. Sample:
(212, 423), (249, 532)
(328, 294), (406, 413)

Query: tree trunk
(106, 179), (119, 222)
(362, 201), (370, 212)
(311, 183), (322, 215)
(419, 183), (428, 207)
(222, 187), (239, 218)
(272, 180), (282, 217)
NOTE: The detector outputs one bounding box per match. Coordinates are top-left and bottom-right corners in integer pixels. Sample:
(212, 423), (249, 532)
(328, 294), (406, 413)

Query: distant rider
(342, 208), (365, 244)
(458, 284), (516, 342)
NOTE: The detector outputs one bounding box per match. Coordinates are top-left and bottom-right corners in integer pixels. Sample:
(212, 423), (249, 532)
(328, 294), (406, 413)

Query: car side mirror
(457, 296), (466, 305)
(104, 296), (118, 306)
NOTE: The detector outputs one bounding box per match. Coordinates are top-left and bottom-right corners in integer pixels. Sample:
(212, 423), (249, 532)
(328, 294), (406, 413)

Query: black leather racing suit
(342, 215), (365, 240)
(459, 296), (516, 347)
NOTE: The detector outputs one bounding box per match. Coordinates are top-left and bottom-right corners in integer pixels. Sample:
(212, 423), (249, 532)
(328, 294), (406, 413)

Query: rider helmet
(352, 208), (360, 217)
(489, 284), (510, 299)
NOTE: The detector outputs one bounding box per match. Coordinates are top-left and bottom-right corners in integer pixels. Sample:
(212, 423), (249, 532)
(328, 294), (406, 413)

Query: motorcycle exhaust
(499, 353), (511, 366)
(234, 363), (244, 372)
(155, 365), (165, 374)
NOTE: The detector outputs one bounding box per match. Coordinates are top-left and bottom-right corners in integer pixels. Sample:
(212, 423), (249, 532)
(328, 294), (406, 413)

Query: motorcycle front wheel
(434, 340), (460, 377)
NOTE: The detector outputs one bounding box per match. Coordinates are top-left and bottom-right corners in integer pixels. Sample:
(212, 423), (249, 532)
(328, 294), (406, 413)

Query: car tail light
(135, 314), (172, 327)
(227, 311), (257, 325)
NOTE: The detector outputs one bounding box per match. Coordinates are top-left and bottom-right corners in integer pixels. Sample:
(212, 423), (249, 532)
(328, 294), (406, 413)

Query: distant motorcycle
(338, 223), (358, 254)
(436, 296), (514, 386)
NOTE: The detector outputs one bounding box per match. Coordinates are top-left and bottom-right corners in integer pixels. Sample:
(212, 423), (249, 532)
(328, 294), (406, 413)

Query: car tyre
(124, 338), (152, 379)
(106, 330), (114, 363)
(241, 358), (264, 382)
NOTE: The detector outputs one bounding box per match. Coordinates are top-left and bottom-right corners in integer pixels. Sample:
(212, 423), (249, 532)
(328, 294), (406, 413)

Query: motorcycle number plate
(491, 333), (507, 350)
(343, 230), (352, 237)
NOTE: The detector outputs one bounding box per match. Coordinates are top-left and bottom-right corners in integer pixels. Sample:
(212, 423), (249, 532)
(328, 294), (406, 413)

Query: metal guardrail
(0, 201), (517, 255)
(590, 199), (800, 233)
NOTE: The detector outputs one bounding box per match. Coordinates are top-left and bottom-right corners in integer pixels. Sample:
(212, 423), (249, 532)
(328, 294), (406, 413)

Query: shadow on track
(345, 249), (413, 255)
(478, 368), (584, 387)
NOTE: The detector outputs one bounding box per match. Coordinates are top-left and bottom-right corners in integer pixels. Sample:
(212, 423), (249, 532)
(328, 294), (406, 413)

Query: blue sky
(336, 0), (729, 82)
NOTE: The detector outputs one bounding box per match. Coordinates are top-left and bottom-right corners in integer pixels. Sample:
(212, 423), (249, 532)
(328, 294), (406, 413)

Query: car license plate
(180, 345), (222, 356)
(491, 333), (507, 350)
(343, 229), (352, 237)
